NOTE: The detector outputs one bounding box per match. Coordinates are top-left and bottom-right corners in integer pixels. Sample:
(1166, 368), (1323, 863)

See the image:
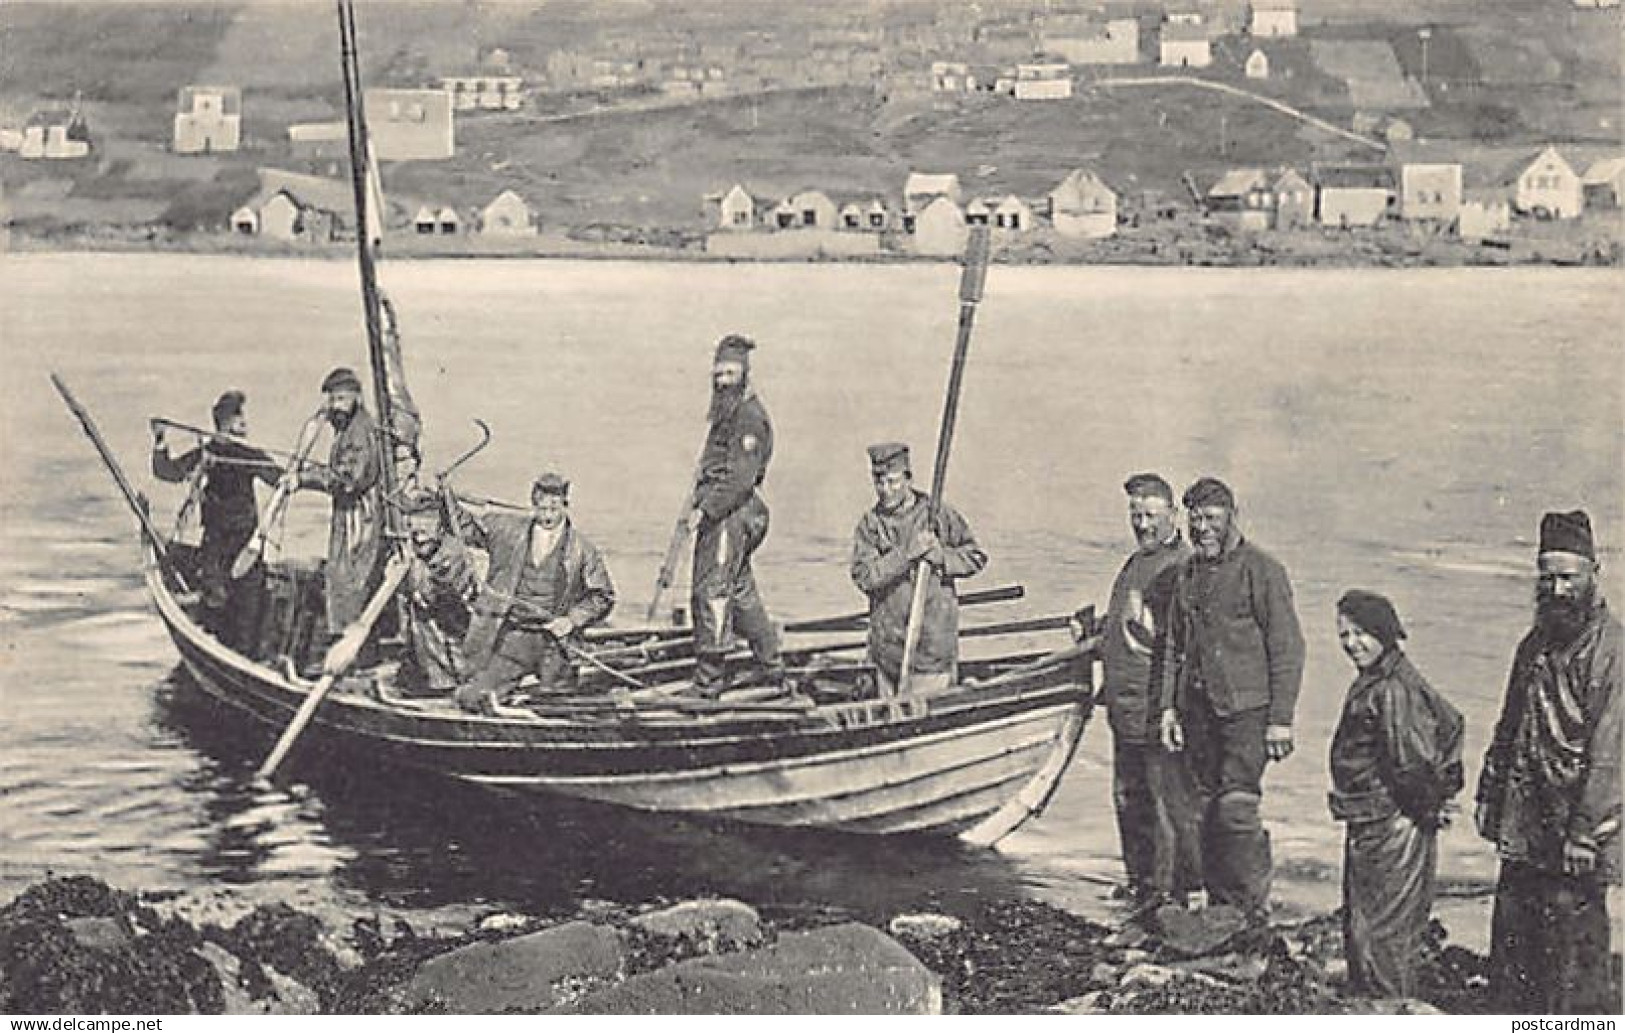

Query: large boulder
(406, 921), (625, 1014)
(629, 899), (762, 950)
(557, 922), (941, 1014)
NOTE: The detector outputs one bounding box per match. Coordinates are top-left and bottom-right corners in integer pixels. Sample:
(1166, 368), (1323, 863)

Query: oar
(149, 417), (334, 469)
(255, 551), (410, 781)
(645, 462), (703, 622)
(231, 409), (327, 579)
(897, 225), (992, 695)
(50, 374), (191, 593)
(584, 583), (1027, 662)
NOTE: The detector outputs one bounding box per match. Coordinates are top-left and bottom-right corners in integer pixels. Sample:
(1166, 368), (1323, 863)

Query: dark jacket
(1328, 648), (1464, 827)
(1158, 531), (1305, 725)
(152, 437), (281, 534)
(850, 489), (986, 679)
(696, 389), (772, 524)
(1101, 534), (1189, 742)
(1477, 603), (1621, 882)
(299, 407), (384, 631)
(461, 511), (615, 667)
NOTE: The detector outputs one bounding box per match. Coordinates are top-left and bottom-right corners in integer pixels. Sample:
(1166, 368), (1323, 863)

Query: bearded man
(297, 366), (385, 635)
(1477, 509), (1622, 1014)
(687, 334), (781, 696)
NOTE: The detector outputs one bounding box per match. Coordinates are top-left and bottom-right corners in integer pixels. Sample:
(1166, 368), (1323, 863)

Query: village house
(1400, 162), (1463, 223)
(1160, 23), (1213, 68)
(1507, 145), (1585, 219)
(780, 189), (838, 230)
(256, 191), (305, 241)
(838, 198), (891, 231)
(20, 109), (90, 160)
(965, 198), (992, 226)
(236, 168), (383, 242)
(1041, 11), (1140, 66)
(713, 184), (758, 231)
(1581, 157), (1625, 208)
(1457, 188), (1513, 242)
(911, 195), (969, 256)
(438, 74), (524, 112)
(1165, 0), (1205, 27)
(990, 195), (1034, 231)
(1207, 168), (1273, 230)
(1245, 49), (1270, 80)
(1250, 0), (1298, 38)
(1048, 168), (1118, 238)
(173, 86), (241, 154)
(288, 122), (347, 161)
(931, 61), (973, 92)
(1315, 164), (1395, 228)
(230, 204), (258, 235)
(1013, 61), (1073, 100)
(480, 189), (536, 236)
(1271, 168), (1313, 229)
(413, 205), (460, 235)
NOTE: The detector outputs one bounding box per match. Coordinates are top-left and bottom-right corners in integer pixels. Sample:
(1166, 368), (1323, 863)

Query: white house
(964, 198), (992, 226)
(785, 189), (837, 230)
(230, 205), (258, 235)
(1250, 0), (1298, 38)
(173, 85), (241, 154)
(715, 183), (756, 231)
(1013, 62), (1073, 100)
(1160, 23), (1212, 68)
(1458, 189), (1512, 241)
(1245, 49), (1270, 80)
(439, 75), (524, 111)
(1582, 157), (1625, 208)
(1399, 163), (1463, 223)
(480, 189), (536, 236)
(991, 195), (1034, 231)
(1048, 168), (1118, 238)
(20, 109), (90, 160)
(911, 195), (969, 256)
(258, 192), (303, 242)
(1513, 145), (1582, 219)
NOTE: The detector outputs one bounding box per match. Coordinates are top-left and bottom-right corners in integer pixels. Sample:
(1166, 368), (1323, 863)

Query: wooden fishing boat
(52, 0), (1099, 849)
(144, 543), (1093, 843)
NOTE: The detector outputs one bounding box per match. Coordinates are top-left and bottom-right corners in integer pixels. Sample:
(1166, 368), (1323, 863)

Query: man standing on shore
(297, 367), (385, 636)
(688, 334), (781, 697)
(850, 442), (986, 694)
(1095, 473), (1195, 907)
(1158, 477), (1304, 920)
(1476, 509), (1621, 1014)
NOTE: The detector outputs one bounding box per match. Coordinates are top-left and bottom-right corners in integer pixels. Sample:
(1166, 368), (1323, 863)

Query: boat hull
(148, 559), (1093, 842)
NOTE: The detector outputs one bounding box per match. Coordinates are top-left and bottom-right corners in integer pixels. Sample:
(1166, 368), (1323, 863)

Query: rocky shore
(0, 875), (1520, 1015)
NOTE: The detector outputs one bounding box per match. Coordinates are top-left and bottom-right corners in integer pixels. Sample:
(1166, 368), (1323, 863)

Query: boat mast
(336, 0), (401, 538)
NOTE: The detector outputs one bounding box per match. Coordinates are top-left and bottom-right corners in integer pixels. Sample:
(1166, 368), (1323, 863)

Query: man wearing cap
(454, 472), (616, 713)
(397, 490), (478, 697)
(850, 442), (986, 694)
(1157, 477), (1304, 919)
(1094, 473), (1195, 908)
(152, 390), (282, 650)
(687, 334), (781, 696)
(1476, 510), (1621, 1013)
(296, 367), (385, 635)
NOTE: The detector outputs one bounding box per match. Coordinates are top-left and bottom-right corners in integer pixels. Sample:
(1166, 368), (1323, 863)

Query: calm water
(1, 253), (1620, 937)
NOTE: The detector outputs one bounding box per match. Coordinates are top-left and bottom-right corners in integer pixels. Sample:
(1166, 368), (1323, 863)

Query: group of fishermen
(152, 333), (987, 715)
(1090, 472), (1619, 1012)
(154, 336), (1619, 1014)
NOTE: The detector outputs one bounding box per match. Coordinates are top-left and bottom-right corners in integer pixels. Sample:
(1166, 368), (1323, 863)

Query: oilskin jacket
(299, 407), (384, 632)
(461, 512), (616, 669)
(1328, 648), (1465, 827)
(696, 390), (772, 524)
(1477, 602), (1622, 883)
(851, 488), (986, 680)
(1158, 530), (1305, 725)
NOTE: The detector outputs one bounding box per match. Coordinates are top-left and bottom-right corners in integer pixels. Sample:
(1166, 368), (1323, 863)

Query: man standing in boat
(1093, 472), (1196, 909)
(151, 389), (281, 650)
(850, 442), (986, 694)
(1476, 509), (1620, 1013)
(455, 472), (616, 713)
(296, 367), (385, 638)
(1157, 477), (1304, 921)
(688, 334), (782, 697)
(397, 489), (478, 696)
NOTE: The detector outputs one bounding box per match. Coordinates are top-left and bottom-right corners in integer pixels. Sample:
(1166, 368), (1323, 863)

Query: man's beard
(328, 406), (354, 430)
(1536, 589), (1595, 643)
(708, 382), (745, 425)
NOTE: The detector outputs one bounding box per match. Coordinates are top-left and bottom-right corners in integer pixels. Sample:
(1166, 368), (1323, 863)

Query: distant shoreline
(4, 221), (1620, 270)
